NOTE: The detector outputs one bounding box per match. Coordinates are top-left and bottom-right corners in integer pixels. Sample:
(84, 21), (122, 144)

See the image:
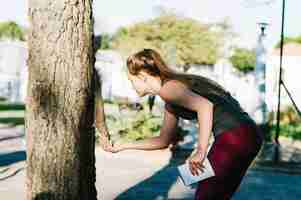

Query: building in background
(95, 50), (140, 103)
(266, 43), (301, 114)
(0, 40), (27, 102)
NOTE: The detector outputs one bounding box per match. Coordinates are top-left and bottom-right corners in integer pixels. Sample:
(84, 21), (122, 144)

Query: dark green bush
(267, 106), (301, 141)
(0, 21), (25, 41)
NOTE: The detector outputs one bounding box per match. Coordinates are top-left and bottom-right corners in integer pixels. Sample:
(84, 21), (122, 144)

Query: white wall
(0, 41), (27, 102)
(266, 55), (301, 113)
(95, 50), (140, 103)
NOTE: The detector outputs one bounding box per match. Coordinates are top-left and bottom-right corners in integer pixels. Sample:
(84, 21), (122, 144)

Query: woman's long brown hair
(126, 48), (190, 85)
(126, 48), (227, 94)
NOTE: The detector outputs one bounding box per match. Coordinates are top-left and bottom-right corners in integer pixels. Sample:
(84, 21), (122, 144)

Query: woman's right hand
(110, 141), (127, 153)
(101, 139), (127, 153)
(109, 143), (125, 153)
(99, 134), (114, 152)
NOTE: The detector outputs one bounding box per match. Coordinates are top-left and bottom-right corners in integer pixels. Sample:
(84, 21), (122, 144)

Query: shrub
(111, 13), (231, 67)
(101, 104), (189, 143)
(230, 47), (256, 73)
(275, 35), (301, 48)
(0, 21), (25, 41)
(267, 106), (301, 141)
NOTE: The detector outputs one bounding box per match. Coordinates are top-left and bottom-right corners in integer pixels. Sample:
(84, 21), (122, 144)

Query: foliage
(103, 99), (114, 104)
(0, 101), (25, 126)
(0, 102), (25, 111)
(0, 117), (24, 126)
(111, 13), (231, 66)
(229, 47), (256, 73)
(98, 33), (112, 50)
(267, 106), (301, 141)
(275, 35), (301, 48)
(270, 123), (301, 140)
(278, 106), (300, 125)
(106, 111), (162, 141)
(103, 105), (189, 143)
(0, 21), (25, 41)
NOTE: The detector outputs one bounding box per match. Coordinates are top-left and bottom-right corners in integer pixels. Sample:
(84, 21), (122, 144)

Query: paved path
(1, 147), (301, 200)
(96, 149), (301, 200)
(1, 126), (301, 200)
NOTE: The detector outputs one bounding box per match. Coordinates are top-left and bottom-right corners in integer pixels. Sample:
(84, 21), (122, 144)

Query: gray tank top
(165, 75), (256, 137)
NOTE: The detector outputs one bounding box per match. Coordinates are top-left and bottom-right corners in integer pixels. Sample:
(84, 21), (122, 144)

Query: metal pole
(275, 0), (285, 162)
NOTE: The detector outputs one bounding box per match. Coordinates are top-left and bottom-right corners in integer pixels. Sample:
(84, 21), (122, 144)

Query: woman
(104, 49), (263, 199)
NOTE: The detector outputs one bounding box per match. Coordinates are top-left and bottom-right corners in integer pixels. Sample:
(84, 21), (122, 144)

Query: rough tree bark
(26, 1), (98, 199)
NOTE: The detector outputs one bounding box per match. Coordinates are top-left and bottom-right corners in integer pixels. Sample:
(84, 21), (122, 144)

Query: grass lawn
(0, 101), (25, 126)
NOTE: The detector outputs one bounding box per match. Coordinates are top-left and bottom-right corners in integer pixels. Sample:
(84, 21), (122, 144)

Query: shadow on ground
(115, 140), (301, 200)
(254, 142), (301, 174)
(115, 146), (194, 200)
(0, 151), (26, 167)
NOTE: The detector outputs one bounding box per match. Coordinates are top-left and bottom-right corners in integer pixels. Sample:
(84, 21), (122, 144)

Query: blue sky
(1, 0), (300, 49)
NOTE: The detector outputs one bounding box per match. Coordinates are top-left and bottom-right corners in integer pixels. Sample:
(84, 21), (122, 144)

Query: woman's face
(127, 71), (149, 97)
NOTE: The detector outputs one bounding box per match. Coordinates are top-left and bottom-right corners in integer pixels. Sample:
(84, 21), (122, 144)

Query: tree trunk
(26, 1), (97, 199)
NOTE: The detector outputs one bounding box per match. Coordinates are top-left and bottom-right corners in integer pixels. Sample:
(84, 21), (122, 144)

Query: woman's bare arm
(118, 103), (179, 151)
(94, 72), (109, 136)
(94, 72), (113, 153)
(159, 80), (214, 154)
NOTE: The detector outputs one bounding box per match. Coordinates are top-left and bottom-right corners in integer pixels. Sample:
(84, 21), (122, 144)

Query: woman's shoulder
(159, 79), (189, 102)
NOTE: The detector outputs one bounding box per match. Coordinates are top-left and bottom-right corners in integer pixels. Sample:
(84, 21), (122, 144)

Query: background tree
(230, 47), (256, 73)
(111, 13), (231, 68)
(98, 33), (112, 50)
(26, 1), (97, 199)
(275, 35), (301, 47)
(0, 21), (25, 41)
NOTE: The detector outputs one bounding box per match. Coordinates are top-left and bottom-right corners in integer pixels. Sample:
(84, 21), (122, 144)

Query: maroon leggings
(195, 123), (263, 200)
